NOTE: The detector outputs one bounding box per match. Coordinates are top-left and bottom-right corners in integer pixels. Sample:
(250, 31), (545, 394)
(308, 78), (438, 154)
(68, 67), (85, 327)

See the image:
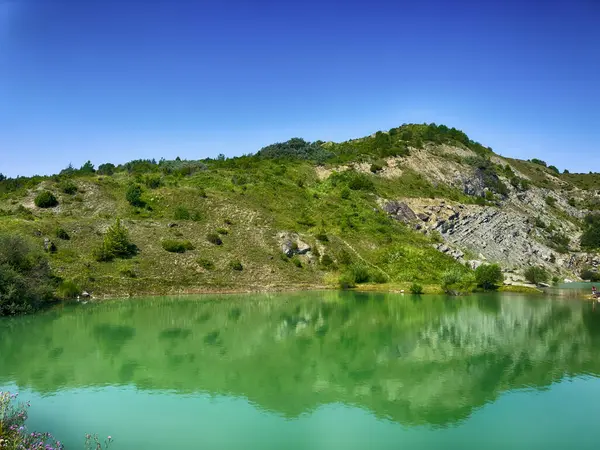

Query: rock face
(278, 232), (311, 257)
(383, 201), (418, 224)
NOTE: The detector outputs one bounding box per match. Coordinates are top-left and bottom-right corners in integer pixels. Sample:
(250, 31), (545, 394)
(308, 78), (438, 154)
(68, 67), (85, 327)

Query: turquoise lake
(1, 291), (600, 449)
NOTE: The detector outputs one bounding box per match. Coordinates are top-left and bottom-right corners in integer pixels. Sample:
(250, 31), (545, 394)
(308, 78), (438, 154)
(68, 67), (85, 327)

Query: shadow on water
(1, 291), (600, 427)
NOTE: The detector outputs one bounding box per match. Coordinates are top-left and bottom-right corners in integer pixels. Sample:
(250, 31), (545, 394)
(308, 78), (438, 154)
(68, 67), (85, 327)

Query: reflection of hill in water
(1, 292), (599, 427)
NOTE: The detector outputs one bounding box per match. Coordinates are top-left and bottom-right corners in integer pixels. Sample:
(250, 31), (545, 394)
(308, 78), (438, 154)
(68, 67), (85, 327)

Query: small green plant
(197, 258), (215, 270)
(162, 240), (194, 253)
(224, 218), (233, 225)
(545, 196), (557, 207)
(338, 273), (356, 289)
(229, 260), (243, 271)
(291, 257), (302, 268)
(198, 187), (208, 198)
(126, 184), (144, 207)
(320, 254), (335, 268)
(144, 174), (163, 189)
(340, 187), (351, 199)
(55, 227), (70, 240)
(216, 228), (229, 235)
(474, 264), (504, 290)
(34, 191), (58, 208)
(93, 219), (137, 262)
(173, 206), (190, 220)
(370, 162), (383, 173)
(524, 266), (549, 285)
(350, 264), (370, 284)
(371, 270), (388, 284)
(120, 268), (138, 278)
(581, 268), (600, 282)
(316, 231), (329, 242)
(410, 283), (424, 294)
(207, 233), (223, 245)
(60, 181), (78, 195)
(56, 280), (80, 299)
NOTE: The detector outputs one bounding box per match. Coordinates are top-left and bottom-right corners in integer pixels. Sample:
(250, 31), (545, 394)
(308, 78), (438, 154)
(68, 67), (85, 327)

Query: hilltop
(1, 123), (599, 302)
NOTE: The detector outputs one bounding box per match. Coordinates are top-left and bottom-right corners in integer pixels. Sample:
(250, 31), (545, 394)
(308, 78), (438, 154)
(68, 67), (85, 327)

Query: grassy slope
(1, 123), (597, 297)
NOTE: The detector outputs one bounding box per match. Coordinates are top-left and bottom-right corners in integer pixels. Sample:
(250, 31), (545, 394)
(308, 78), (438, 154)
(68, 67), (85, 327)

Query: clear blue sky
(1, 0), (599, 177)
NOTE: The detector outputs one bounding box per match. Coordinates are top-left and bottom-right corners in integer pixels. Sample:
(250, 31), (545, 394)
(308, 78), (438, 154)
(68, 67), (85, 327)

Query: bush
(197, 258), (214, 270)
(229, 260), (243, 271)
(474, 264), (504, 290)
(371, 270), (388, 284)
(56, 280), (80, 299)
(347, 172), (375, 191)
(316, 231), (329, 242)
(60, 181), (77, 195)
(545, 196), (557, 207)
(207, 233), (223, 245)
(370, 162), (383, 173)
(162, 239), (194, 253)
(340, 187), (351, 199)
(55, 227), (70, 240)
(144, 174), (163, 189)
(198, 187), (208, 198)
(34, 191), (58, 208)
(216, 228), (229, 235)
(320, 254), (335, 268)
(0, 234), (54, 315)
(173, 206), (190, 220)
(441, 268), (475, 293)
(350, 264), (370, 283)
(93, 219), (137, 262)
(530, 158), (547, 167)
(97, 163), (116, 175)
(291, 257), (302, 268)
(581, 214), (600, 250)
(524, 266), (549, 285)
(410, 283), (424, 294)
(126, 184), (144, 207)
(548, 165), (560, 174)
(581, 268), (600, 282)
(338, 273), (356, 289)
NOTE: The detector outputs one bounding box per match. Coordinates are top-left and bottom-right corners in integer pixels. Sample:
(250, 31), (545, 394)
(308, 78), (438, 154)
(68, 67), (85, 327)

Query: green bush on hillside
(441, 268), (475, 293)
(581, 214), (600, 250)
(173, 206), (190, 220)
(93, 219), (137, 262)
(581, 268), (600, 282)
(524, 266), (549, 285)
(162, 240), (194, 253)
(530, 158), (547, 167)
(197, 258), (215, 270)
(474, 264), (503, 290)
(56, 280), (80, 299)
(0, 234), (55, 315)
(207, 233), (223, 246)
(97, 163), (116, 175)
(545, 196), (557, 207)
(34, 191), (58, 208)
(60, 181), (78, 195)
(229, 260), (243, 271)
(338, 273), (356, 289)
(55, 227), (70, 240)
(126, 184), (144, 207)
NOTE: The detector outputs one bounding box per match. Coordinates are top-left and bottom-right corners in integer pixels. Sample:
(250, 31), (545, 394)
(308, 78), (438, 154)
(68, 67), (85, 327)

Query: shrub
(55, 227), (70, 240)
(568, 198), (577, 207)
(0, 234), (54, 315)
(347, 172), (375, 191)
(441, 268), (475, 293)
(93, 219), (137, 262)
(524, 266), (549, 285)
(370, 162), (383, 173)
(216, 228), (229, 235)
(534, 217), (546, 229)
(548, 165), (560, 174)
(173, 206), (190, 220)
(581, 268), (600, 282)
(198, 187), (208, 198)
(530, 158), (547, 167)
(126, 184), (144, 207)
(207, 233), (223, 245)
(229, 260), (243, 271)
(56, 280), (80, 299)
(162, 239), (194, 253)
(545, 196), (557, 207)
(350, 264), (370, 283)
(197, 258), (214, 270)
(474, 264), (504, 290)
(338, 273), (356, 289)
(34, 191), (58, 208)
(340, 187), (351, 199)
(224, 218), (233, 225)
(291, 257), (302, 268)
(371, 270), (388, 284)
(60, 181), (77, 195)
(320, 254), (335, 268)
(97, 163), (116, 175)
(316, 231), (329, 242)
(581, 214), (600, 250)
(144, 174), (163, 189)
(410, 283), (424, 294)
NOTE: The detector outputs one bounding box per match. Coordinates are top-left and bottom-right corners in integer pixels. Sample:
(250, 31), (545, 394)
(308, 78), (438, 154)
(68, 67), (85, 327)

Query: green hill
(1, 123), (599, 304)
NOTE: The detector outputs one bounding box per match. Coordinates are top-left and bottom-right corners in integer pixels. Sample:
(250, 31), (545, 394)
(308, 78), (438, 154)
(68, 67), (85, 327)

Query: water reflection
(1, 291), (599, 427)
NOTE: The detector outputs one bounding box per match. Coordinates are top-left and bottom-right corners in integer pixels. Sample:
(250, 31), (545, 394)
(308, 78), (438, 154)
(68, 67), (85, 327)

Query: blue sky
(1, 0), (599, 177)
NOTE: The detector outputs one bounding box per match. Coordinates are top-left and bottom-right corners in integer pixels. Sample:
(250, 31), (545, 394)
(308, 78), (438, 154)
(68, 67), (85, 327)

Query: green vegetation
(34, 191), (58, 208)
(581, 268), (600, 282)
(0, 234), (55, 315)
(125, 184), (144, 207)
(93, 219), (137, 262)
(410, 282), (424, 294)
(229, 260), (243, 271)
(524, 266), (549, 285)
(474, 264), (503, 290)
(55, 227), (70, 240)
(162, 240), (194, 253)
(581, 214), (600, 250)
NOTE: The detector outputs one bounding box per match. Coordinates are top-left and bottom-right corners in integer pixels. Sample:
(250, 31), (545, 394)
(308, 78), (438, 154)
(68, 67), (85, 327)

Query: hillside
(1, 123), (599, 300)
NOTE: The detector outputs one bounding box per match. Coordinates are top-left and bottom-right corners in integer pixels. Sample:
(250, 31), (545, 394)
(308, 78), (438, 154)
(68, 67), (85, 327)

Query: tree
(79, 160), (95, 174)
(0, 234), (54, 315)
(97, 163), (116, 176)
(524, 266), (549, 285)
(0, 173), (6, 182)
(581, 214), (600, 250)
(475, 264), (504, 290)
(126, 184), (144, 207)
(93, 219), (137, 261)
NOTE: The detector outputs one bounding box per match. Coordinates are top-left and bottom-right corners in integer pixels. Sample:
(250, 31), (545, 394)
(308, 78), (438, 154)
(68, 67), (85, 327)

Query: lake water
(1, 291), (600, 449)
